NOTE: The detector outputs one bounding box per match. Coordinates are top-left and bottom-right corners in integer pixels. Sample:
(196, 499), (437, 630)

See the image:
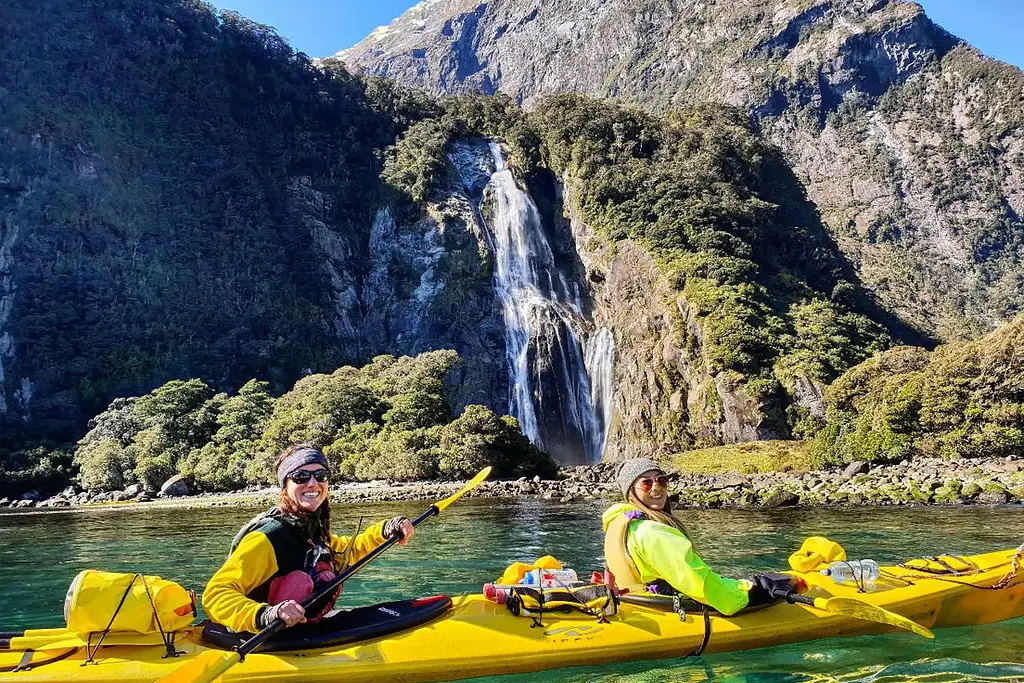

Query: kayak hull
(2, 547), (1022, 683)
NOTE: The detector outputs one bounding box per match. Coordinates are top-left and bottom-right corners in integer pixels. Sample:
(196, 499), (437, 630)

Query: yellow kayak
(2, 547), (1022, 683)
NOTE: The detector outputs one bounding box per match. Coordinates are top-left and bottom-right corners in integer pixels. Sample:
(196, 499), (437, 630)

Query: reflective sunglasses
(637, 475), (670, 491)
(288, 468), (329, 485)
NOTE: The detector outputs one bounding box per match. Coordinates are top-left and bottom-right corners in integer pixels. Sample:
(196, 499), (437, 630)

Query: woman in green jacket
(602, 458), (788, 615)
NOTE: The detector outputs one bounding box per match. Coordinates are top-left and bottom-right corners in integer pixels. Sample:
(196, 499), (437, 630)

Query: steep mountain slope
(0, 0), (505, 445)
(341, 0), (1024, 340)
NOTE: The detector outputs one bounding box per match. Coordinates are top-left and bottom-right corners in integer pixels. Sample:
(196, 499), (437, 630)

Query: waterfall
(585, 327), (615, 459)
(481, 143), (614, 463)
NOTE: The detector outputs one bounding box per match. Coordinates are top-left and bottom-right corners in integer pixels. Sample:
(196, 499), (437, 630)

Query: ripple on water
(0, 501), (1022, 683)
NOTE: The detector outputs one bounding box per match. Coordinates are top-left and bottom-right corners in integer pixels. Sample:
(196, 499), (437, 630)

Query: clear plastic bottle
(821, 559), (880, 585)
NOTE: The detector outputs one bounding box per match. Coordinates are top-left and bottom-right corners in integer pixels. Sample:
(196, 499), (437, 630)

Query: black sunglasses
(288, 468), (329, 484)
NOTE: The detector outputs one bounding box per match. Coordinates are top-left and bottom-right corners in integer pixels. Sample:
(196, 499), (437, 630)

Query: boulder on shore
(842, 461), (870, 480)
(160, 474), (192, 498)
(763, 490), (800, 508)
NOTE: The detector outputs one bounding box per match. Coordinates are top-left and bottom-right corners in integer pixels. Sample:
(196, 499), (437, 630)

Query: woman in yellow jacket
(603, 458), (790, 615)
(203, 443), (415, 633)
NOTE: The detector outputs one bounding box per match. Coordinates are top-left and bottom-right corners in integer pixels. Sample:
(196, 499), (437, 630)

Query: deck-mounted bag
(64, 569), (195, 635)
(788, 537), (847, 572)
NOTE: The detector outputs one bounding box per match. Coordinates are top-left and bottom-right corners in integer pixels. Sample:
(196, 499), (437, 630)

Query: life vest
(230, 507), (344, 622)
(603, 509), (648, 594)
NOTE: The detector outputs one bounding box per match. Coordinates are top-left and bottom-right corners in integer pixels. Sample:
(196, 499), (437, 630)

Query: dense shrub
(812, 317), (1024, 466)
(71, 351), (553, 491)
(0, 446), (75, 497)
(437, 405), (557, 479)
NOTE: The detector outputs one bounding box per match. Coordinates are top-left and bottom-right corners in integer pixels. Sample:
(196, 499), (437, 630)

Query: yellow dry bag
(788, 536), (847, 572)
(64, 570), (195, 635)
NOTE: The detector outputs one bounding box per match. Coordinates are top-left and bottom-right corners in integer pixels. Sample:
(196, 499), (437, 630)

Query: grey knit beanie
(615, 458), (665, 498)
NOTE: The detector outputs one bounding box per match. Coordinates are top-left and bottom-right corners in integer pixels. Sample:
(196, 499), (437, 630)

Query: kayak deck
(2, 547), (1022, 683)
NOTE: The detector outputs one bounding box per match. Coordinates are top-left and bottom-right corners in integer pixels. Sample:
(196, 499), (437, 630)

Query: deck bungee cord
(885, 542), (1024, 591)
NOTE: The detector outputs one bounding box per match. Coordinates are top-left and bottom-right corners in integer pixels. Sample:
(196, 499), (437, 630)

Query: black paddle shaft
(770, 588), (815, 607)
(237, 505), (440, 657)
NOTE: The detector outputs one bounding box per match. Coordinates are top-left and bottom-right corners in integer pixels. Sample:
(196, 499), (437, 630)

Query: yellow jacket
(203, 514), (387, 633)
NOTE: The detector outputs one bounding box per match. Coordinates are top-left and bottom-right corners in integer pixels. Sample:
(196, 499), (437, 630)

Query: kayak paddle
(772, 588), (934, 639)
(155, 466), (492, 683)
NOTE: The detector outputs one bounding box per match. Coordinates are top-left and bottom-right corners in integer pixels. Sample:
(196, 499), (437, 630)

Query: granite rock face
(358, 140), (510, 413)
(548, 176), (787, 460)
(342, 0), (1024, 340)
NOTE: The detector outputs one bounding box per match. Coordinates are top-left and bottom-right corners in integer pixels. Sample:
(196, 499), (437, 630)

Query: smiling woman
(200, 443), (415, 633)
(601, 457), (793, 616)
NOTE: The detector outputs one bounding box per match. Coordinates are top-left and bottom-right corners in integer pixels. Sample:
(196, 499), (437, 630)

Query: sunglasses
(637, 475), (670, 491)
(288, 468), (329, 485)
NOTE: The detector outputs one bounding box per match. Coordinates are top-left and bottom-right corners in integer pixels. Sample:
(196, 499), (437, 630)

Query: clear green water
(1, 500), (1022, 682)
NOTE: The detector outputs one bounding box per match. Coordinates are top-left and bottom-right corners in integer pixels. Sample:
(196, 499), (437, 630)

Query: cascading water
(584, 328), (615, 459)
(481, 142), (614, 463)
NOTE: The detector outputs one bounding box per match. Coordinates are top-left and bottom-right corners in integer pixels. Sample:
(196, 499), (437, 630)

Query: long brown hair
(275, 443), (331, 542)
(626, 488), (697, 551)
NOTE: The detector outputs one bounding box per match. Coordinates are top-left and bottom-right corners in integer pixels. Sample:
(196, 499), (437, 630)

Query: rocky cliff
(2, 0), (992, 475)
(342, 0), (1024, 341)
(0, 0), (507, 445)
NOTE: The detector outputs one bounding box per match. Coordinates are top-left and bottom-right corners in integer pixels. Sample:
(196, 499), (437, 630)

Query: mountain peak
(341, 0), (1024, 341)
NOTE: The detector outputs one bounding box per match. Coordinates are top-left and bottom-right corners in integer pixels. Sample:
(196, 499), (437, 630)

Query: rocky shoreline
(2, 456), (1023, 512)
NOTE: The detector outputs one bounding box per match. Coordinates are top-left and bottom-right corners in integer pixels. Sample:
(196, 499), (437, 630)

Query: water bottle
(482, 582), (512, 604)
(821, 559), (880, 585)
(518, 568), (581, 588)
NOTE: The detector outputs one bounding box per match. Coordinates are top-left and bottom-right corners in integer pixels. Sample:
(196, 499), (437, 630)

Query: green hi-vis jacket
(601, 503), (752, 616)
(203, 514), (387, 633)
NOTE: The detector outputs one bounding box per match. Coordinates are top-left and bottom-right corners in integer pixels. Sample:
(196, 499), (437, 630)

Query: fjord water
(1, 500), (1022, 683)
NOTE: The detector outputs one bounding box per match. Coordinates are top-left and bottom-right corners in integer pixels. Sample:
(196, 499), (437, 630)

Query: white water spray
(481, 143), (614, 463)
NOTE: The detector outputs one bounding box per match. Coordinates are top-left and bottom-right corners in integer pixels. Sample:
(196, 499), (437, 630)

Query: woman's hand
(384, 516), (415, 546)
(261, 599), (307, 628)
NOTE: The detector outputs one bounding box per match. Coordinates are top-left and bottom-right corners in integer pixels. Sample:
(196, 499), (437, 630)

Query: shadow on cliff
(756, 144), (935, 350)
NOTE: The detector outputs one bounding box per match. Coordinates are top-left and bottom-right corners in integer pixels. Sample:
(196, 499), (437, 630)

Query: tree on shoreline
(70, 350), (556, 494)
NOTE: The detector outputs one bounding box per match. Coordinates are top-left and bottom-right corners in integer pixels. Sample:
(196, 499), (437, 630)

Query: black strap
(693, 606), (712, 656)
(137, 574), (183, 658)
(83, 574), (183, 664)
(84, 574), (140, 664)
(670, 596), (711, 657)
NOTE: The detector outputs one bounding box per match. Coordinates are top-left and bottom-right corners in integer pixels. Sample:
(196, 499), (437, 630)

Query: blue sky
(206, 0), (1024, 68)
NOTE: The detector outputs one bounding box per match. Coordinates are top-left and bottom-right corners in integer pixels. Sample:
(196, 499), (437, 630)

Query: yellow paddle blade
(435, 466), (491, 512)
(815, 596), (934, 639)
(153, 649), (241, 683)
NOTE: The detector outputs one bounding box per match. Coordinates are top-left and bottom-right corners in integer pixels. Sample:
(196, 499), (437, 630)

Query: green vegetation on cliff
(384, 93), (896, 439)
(69, 350), (554, 495)
(0, 0), (433, 442)
(813, 316), (1024, 466)
(528, 96), (893, 386)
